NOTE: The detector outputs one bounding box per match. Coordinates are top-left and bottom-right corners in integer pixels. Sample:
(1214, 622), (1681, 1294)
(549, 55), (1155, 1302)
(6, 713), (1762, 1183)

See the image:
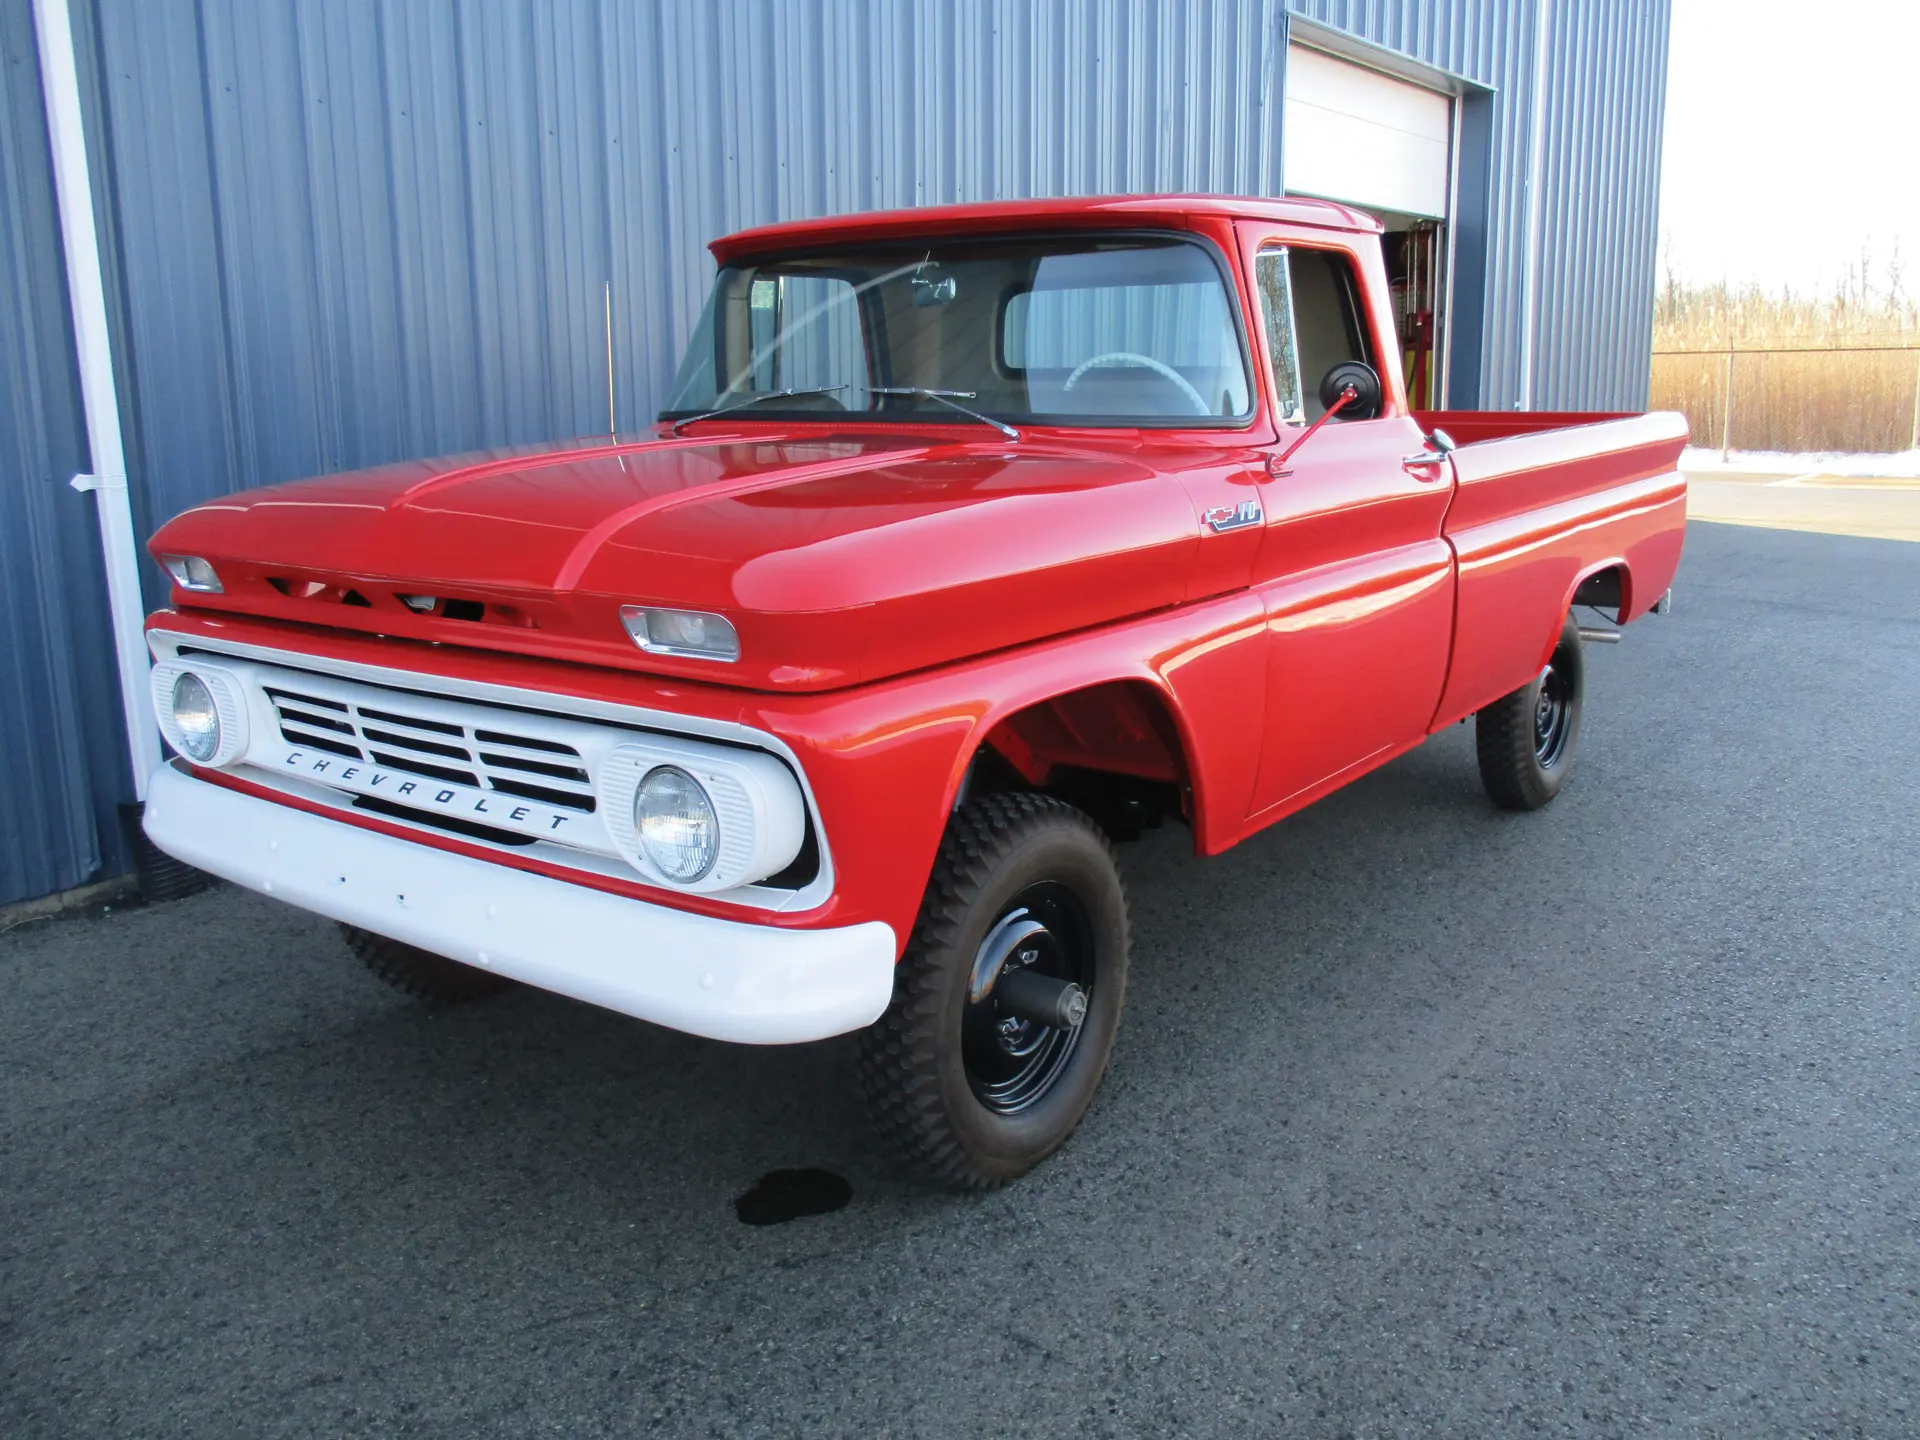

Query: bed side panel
(1432, 412), (1689, 729)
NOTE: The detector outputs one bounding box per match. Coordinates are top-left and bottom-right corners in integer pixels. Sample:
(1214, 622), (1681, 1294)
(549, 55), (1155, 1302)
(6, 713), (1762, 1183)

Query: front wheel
(854, 793), (1129, 1191)
(1475, 612), (1585, 810)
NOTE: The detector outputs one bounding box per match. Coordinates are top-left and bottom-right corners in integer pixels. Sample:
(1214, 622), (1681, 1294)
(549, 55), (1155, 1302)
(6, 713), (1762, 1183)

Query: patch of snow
(1680, 446), (1920, 478)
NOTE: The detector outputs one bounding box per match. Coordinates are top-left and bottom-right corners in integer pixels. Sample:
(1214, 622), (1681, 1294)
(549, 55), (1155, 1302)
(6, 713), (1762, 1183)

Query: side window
(776, 273), (868, 395)
(1255, 246), (1375, 422)
(729, 270), (869, 398)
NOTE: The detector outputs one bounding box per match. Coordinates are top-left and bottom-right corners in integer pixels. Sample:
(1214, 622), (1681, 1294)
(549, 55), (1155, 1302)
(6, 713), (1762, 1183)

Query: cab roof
(710, 193), (1382, 261)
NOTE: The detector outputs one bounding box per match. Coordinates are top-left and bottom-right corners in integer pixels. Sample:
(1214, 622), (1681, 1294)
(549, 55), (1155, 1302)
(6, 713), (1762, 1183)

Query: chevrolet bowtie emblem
(1202, 499), (1262, 533)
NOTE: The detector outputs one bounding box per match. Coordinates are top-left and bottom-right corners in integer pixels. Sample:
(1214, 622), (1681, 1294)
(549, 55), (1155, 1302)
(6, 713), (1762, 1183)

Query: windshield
(660, 234), (1254, 429)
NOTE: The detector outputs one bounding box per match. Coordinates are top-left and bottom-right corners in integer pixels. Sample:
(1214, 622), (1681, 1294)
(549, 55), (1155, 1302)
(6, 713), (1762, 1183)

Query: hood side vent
(262, 578), (537, 628)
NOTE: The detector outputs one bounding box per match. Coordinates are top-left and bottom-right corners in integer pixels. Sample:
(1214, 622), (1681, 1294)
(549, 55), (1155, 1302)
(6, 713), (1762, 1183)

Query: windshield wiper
(668, 385), (847, 436)
(868, 387), (1020, 441)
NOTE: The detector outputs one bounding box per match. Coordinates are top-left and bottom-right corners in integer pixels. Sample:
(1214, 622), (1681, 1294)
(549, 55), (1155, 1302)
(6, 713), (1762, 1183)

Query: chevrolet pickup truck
(141, 195), (1688, 1190)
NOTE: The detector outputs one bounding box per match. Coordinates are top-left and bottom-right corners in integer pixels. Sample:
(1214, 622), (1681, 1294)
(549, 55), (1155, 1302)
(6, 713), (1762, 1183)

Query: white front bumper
(142, 764), (897, 1044)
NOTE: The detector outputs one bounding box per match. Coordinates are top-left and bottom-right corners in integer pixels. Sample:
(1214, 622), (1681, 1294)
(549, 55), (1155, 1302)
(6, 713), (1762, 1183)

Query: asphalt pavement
(4, 520), (1917, 1438)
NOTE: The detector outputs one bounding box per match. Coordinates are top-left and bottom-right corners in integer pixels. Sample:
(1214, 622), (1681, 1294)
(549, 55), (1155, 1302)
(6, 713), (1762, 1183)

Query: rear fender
(1555, 559), (1633, 658)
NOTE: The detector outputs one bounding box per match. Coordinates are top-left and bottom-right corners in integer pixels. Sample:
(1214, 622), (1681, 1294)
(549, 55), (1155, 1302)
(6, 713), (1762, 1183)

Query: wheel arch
(942, 673), (1204, 835)
(1556, 558), (1634, 658)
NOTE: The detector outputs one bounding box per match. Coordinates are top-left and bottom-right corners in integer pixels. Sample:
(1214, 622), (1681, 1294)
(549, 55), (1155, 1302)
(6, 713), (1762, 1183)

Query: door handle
(1401, 452), (1449, 481)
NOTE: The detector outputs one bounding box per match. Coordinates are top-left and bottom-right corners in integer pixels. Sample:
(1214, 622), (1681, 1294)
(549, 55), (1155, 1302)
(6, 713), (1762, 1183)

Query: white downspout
(1516, 0), (1554, 410)
(33, 0), (161, 800)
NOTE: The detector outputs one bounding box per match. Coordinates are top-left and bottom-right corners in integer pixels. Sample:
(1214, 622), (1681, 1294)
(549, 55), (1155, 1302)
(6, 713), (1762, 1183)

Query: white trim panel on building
(1283, 45), (1452, 220)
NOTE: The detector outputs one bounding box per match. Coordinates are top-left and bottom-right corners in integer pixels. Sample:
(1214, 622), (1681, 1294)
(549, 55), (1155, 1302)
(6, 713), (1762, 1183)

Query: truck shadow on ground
(5, 720), (1569, 1367)
(41, 728), (1518, 1225)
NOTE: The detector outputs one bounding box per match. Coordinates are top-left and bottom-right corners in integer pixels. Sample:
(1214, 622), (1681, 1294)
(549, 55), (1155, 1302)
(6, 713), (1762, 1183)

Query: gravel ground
(3, 520), (1916, 1438)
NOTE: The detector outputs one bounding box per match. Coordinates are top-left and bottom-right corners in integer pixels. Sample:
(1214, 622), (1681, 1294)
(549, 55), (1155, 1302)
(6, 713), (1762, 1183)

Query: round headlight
(634, 766), (719, 883)
(170, 672), (221, 762)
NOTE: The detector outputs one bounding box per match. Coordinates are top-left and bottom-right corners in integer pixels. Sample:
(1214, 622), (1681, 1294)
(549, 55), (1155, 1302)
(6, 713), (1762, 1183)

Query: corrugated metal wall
(2, 0), (1671, 906)
(84, 0), (1304, 535)
(1286, 0), (1671, 409)
(79, 0), (1672, 542)
(0, 0), (134, 903)
(1529, 0), (1671, 406)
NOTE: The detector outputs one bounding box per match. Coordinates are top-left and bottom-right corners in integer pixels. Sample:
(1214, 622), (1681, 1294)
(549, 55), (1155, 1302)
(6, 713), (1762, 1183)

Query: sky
(1656, 0), (1920, 298)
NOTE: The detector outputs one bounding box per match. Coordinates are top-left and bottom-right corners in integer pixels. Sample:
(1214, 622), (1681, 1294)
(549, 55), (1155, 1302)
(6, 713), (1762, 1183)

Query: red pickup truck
(141, 195), (1687, 1189)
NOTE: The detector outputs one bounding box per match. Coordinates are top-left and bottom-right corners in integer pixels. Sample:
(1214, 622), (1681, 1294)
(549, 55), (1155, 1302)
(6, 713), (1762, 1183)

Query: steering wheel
(1062, 351), (1211, 416)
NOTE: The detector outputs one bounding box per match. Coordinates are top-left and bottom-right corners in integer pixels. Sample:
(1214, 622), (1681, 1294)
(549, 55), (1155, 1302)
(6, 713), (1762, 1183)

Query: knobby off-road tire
(854, 792), (1130, 1191)
(340, 923), (512, 1002)
(1475, 612), (1585, 811)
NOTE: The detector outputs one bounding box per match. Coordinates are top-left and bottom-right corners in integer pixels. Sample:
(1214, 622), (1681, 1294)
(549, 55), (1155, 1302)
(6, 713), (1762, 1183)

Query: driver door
(1236, 222), (1457, 821)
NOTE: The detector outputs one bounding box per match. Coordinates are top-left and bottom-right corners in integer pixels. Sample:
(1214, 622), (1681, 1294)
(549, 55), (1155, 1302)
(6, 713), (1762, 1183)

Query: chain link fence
(1650, 343), (1920, 455)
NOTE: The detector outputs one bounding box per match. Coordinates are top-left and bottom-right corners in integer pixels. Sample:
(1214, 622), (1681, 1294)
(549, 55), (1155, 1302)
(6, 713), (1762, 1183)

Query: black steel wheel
(855, 792), (1129, 1191)
(340, 924), (512, 1002)
(1532, 650), (1575, 768)
(1475, 612), (1586, 811)
(961, 880), (1095, 1116)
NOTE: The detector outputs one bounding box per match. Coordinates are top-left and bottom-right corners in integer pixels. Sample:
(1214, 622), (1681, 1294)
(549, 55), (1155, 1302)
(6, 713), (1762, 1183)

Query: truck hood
(149, 428), (1262, 690)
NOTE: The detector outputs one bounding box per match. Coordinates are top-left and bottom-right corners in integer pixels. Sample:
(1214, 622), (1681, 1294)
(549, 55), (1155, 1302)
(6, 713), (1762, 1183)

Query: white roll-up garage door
(1283, 45), (1452, 220)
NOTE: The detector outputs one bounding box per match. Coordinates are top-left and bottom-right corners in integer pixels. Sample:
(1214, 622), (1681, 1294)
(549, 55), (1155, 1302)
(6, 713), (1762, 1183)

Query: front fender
(774, 589), (1271, 944)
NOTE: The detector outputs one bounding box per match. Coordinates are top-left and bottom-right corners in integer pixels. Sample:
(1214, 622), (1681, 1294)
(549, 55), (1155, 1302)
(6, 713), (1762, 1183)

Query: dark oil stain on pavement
(734, 1169), (853, 1225)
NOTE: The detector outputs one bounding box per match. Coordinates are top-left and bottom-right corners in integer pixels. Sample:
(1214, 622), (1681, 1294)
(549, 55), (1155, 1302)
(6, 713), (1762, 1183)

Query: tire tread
(1475, 613), (1583, 811)
(853, 791), (1123, 1192)
(1475, 687), (1550, 810)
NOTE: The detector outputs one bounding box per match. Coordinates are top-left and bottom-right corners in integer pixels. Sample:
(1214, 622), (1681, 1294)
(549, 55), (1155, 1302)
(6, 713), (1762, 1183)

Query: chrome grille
(265, 683), (596, 813)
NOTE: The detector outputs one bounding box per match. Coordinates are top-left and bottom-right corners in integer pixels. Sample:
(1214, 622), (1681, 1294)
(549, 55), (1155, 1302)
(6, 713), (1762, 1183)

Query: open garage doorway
(1283, 39), (1459, 409)
(1379, 215), (1446, 410)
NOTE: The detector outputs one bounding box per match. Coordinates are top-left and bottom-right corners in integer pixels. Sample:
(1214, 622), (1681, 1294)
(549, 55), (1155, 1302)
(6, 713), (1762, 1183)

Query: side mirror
(1426, 427), (1457, 454)
(911, 269), (958, 307)
(1318, 361), (1382, 421)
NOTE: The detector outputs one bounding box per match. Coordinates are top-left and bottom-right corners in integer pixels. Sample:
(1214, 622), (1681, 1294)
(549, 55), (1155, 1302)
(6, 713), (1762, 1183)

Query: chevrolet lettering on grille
(279, 745), (580, 839)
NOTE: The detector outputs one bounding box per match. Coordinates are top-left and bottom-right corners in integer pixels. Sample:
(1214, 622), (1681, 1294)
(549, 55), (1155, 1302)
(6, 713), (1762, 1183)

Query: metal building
(0, 0), (1672, 908)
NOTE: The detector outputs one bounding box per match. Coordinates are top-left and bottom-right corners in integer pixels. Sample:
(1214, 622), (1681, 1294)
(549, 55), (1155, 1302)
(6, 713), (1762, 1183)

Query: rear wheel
(854, 793), (1129, 1191)
(1475, 612), (1585, 810)
(340, 924), (512, 1002)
